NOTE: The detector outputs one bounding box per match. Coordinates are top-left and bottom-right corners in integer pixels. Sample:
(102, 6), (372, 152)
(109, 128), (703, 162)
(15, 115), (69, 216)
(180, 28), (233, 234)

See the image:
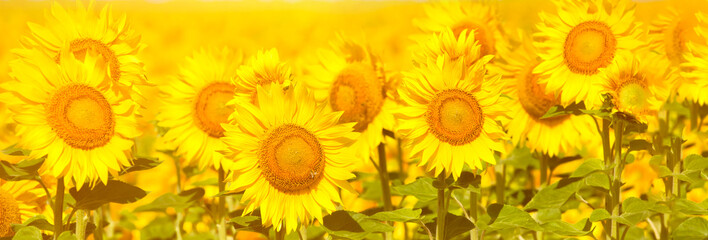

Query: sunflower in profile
(649, 7), (701, 66)
(600, 50), (674, 122)
(396, 52), (506, 179)
(680, 12), (708, 105)
(305, 35), (395, 165)
(3, 48), (141, 188)
(235, 48), (293, 104)
(533, 0), (643, 108)
(21, 1), (146, 96)
(413, 28), (481, 69)
(498, 38), (595, 157)
(0, 180), (46, 237)
(222, 83), (359, 233)
(415, 0), (502, 58)
(157, 48), (242, 170)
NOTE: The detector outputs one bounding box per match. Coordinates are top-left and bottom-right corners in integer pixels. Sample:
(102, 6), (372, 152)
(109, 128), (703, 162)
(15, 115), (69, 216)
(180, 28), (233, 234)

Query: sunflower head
(0, 180), (47, 237)
(413, 28), (482, 69)
(223, 83), (359, 233)
(158, 47), (242, 170)
(415, 1), (501, 57)
(601, 51), (674, 121)
(679, 12), (708, 105)
(235, 49), (293, 105)
(533, 0), (643, 108)
(21, 1), (146, 97)
(649, 8), (701, 65)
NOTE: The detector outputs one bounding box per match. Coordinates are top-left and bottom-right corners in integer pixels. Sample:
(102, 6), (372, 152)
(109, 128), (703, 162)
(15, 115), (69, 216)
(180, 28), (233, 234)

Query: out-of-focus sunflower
(498, 37), (595, 157)
(222, 83), (359, 233)
(600, 51), (674, 121)
(235, 48), (293, 104)
(157, 48), (242, 171)
(622, 152), (659, 200)
(20, 1), (146, 97)
(415, 0), (503, 58)
(649, 7), (701, 66)
(3, 49), (141, 188)
(0, 180), (46, 237)
(305, 35), (395, 166)
(413, 28), (481, 68)
(396, 53), (506, 179)
(680, 12), (708, 105)
(534, 0), (643, 108)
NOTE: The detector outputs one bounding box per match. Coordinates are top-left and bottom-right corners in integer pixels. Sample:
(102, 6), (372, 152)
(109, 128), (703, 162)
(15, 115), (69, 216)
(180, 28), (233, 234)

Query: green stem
(218, 168), (227, 240)
(612, 119), (624, 240)
(94, 206), (103, 240)
(53, 177), (65, 240)
(470, 177), (479, 240)
(539, 154), (547, 187)
(174, 157), (184, 240)
(600, 118), (612, 239)
(436, 172), (447, 240)
(76, 210), (88, 240)
(495, 165), (505, 204)
(36, 177), (54, 210)
(377, 142), (393, 240)
(276, 224), (286, 240)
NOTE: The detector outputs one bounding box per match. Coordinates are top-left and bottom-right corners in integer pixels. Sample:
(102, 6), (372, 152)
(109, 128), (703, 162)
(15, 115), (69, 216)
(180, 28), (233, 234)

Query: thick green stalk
(174, 157), (184, 240)
(53, 177), (65, 240)
(495, 165), (505, 204)
(218, 168), (227, 240)
(94, 206), (104, 240)
(437, 173), (447, 240)
(600, 118), (612, 239)
(76, 210), (88, 240)
(377, 142), (393, 240)
(612, 120), (624, 240)
(469, 184), (479, 240)
(539, 154), (548, 186)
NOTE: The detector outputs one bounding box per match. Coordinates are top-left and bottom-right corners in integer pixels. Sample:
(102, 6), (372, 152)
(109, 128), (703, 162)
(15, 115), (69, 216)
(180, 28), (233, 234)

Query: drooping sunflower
(415, 0), (503, 58)
(680, 12), (708, 105)
(305, 35), (396, 166)
(2, 48), (141, 188)
(157, 48), (242, 170)
(0, 180), (46, 237)
(396, 54), (507, 179)
(600, 50), (675, 121)
(648, 7), (701, 66)
(498, 38), (595, 157)
(222, 83), (359, 233)
(21, 1), (146, 96)
(235, 48), (293, 104)
(533, 0), (643, 108)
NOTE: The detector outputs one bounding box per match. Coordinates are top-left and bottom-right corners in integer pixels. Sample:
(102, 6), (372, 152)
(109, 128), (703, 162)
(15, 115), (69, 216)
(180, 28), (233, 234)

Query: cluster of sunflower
(1, 0), (707, 240)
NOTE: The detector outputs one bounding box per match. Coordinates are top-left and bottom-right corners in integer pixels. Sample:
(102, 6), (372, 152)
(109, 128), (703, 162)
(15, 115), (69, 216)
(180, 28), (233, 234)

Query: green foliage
(368, 208), (422, 222)
(11, 215), (53, 232)
(322, 210), (394, 240)
(570, 158), (604, 178)
(0, 157), (45, 181)
(70, 180), (147, 210)
(674, 217), (708, 240)
(120, 157), (162, 175)
(392, 177), (437, 207)
(486, 204), (542, 231)
(525, 178), (583, 210)
(135, 188), (205, 212)
(11, 226), (41, 240)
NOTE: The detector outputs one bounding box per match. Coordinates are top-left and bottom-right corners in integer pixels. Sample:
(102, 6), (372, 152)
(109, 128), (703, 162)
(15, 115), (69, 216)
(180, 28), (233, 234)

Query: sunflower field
(0, 0), (707, 239)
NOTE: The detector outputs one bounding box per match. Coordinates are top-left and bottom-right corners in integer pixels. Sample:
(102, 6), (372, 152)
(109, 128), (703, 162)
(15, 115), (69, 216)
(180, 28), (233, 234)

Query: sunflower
(414, 0), (503, 58)
(600, 50), (675, 121)
(679, 12), (708, 105)
(157, 48), (242, 170)
(396, 53), (506, 179)
(648, 7), (701, 66)
(3, 48), (141, 188)
(498, 37), (595, 157)
(305, 35), (396, 166)
(0, 180), (46, 237)
(235, 48), (293, 104)
(533, 0), (643, 108)
(412, 28), (481, 69)
(222, 83), (358, 233)
(21, 1), (146, 97)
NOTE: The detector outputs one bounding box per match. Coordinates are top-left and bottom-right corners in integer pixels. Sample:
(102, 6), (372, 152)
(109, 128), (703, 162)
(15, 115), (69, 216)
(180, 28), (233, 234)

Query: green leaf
(663, 102), (691, 116)
(70, 180), (147, 210)
(135, 188), (205, 212)
(392, 177), (437, 207)
(323, 210), (393, 240)
(57, 232), (78, 240)
(675, 199), (708, 215)
(536, 209), (561, 224)
(525, 178), (583, 210)
(628, 139), (653, 153)
(12, 226), (42, 240)
(589, 209), (611, 222)
(585, 172), (610, 190)
(0, 158), (45, 181)
(140, 217), (175, 240)
(323, 210), (365, 233)
(11, 215), (53, 232)
(119, 157), (162, 175)
(541, 103), (584, 119)
(684, 154), (708, 171)
(541, 219), (591, 236)
(570, 159), (604, 178)
(488, 204), (542, 231)
(368, 208), (421, 223)
(673, 217), (708, 240)
(229, 216), (260, 227)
